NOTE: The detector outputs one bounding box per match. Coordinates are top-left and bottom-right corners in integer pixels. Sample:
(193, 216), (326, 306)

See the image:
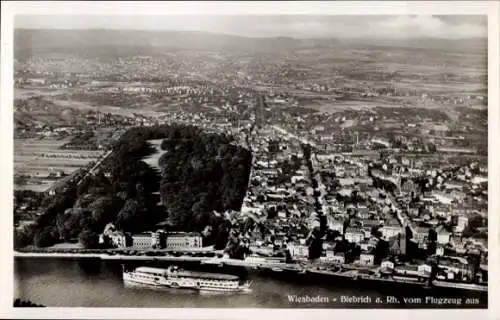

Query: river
(14, 258), (487, 308)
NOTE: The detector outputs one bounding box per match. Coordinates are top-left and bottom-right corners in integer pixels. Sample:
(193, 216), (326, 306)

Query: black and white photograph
(1, 1), (499, 318)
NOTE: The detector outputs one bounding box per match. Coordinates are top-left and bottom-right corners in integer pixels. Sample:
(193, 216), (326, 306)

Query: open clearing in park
(143, 139), (167, 172)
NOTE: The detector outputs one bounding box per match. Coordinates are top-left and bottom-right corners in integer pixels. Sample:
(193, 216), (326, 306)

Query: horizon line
(13, 28), (488, 41)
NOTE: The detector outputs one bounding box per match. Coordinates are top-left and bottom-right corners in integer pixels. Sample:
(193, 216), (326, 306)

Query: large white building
(166, 232), (203, 249)
(131, 233), (153, 249)
(99, 223), (130, 248)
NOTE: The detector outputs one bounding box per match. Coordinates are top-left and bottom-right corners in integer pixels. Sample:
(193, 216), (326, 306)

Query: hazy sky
(15, 15), (487, 39)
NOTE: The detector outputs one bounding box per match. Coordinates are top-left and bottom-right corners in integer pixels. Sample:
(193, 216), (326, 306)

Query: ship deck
(174, 270), (239, 281)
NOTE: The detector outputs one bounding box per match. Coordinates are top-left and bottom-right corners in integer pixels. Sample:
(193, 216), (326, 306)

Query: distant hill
(14, 29), (486, 58)
(14, 29), (309, 57)
(341, 37), (487, 54)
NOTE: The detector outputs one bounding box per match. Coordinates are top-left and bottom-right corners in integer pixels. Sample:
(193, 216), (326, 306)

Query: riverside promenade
(14, 251), (300, 269)
(14, 251), (206, 262)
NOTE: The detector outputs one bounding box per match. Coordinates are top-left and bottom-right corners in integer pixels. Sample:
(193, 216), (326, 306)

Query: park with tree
(14, 124), (252, 250)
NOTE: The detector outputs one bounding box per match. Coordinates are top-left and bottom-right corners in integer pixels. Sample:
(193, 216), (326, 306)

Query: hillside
(14, 29), (304, 57)
(15, 29), (486, 58)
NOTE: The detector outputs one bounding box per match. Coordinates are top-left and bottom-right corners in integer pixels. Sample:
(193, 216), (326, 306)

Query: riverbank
(14, 251), (206, 262)
(308, 269), (487, 292)
(14, 251), (298, 269)
(15, 257), (488, 309)
(14, 251), (487, 293)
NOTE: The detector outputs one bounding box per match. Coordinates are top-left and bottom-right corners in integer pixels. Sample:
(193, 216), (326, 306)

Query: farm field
(14, 137), (105, 191)
(14, 88), (71, 100)
(47, 96), (168, 118)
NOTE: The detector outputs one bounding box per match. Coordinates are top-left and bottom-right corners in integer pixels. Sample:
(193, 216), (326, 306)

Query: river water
(14, 258), (487, 308)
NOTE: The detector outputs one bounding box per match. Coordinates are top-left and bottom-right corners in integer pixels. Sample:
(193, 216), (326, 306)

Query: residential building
(418, 264), (432, 278)
(436, 246), (445, 256)
(381, 221), (403, 239)
(414, 227), (429, 246)
(456, 215), (469, 233)
(360, 239), (376, 251)
(437, 228), (451, 245)
(401, 179), (419, 196)
(394, 265), (419, 277)
(359, 252), (375, 266)
(320, 251), (345, 265)
(438, 258), (474, 280)
(381, 260), (395, 270)
(345, 227), (364, 244)
(326, 252), (346, 265)
(356, 206), (370, 219)
(359, 219), (381, 229)
(287, 243), (309, 260)
(244, 255), (267, 264)
(327, 216), (345, 233)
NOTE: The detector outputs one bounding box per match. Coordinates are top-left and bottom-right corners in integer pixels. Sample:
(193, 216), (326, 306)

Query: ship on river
(123, 265), (252, 293)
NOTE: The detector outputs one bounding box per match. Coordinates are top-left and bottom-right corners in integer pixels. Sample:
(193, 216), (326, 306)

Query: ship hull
(123, 271), (250, 293)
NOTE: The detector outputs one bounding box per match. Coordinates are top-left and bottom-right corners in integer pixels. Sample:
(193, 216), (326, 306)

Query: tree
(427, 242), (437, 256)
(242, 218), (255, 234)
(308, 238), (323, 260)
(428, 228), (437, 243)
(89, 196), (123, 231)
(24, 124), (249, 248)
(78, 230), (99, 249)
(58, 210), (82, 241)
(213, 219), (231, 249)
(14, 226), (35, 248)
(468, 215), (485, 230)
(326, 229), (342, 241)
(428, 143), (437, 153)
(374, 239), (389, 264)
(344, 244), (362, 263)
(267, 207), (277, 219)
(371, 226), (383, 238)
(462, 214), (485, 237)
(34, 228), (57, 248)
(116, 199), (142, 232)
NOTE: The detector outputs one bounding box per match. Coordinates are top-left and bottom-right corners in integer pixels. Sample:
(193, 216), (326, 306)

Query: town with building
(12, 23), (489, 308)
